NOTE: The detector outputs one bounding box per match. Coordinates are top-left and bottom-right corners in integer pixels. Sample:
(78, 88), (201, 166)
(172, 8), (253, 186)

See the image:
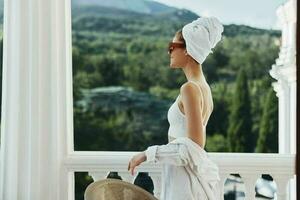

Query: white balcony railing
(65, 152), (296, 200)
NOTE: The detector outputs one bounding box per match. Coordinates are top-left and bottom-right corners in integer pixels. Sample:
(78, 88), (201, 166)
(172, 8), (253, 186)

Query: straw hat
(84, 178), (159, 200)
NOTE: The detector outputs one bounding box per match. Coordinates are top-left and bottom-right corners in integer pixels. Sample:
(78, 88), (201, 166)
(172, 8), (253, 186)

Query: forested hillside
(70, 4), (280, 198)
(71, 4), (280, 153)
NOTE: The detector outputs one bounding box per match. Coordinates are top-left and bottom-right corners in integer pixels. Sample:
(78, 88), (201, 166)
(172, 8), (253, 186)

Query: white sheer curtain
(0, 0), (74, 199)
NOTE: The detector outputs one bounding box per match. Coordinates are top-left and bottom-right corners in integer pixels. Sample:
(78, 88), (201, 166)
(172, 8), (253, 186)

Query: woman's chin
(170, 64), (179, 68)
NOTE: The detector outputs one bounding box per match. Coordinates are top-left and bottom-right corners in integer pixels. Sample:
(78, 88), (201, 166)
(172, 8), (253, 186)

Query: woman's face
(169, 36), (187, 68)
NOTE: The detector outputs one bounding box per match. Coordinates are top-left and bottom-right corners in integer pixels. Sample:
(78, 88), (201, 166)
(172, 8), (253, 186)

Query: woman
(128, 17), (224, 200)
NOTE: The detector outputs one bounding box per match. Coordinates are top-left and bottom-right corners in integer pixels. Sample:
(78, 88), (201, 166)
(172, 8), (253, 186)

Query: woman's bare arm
(180, 82), (205, 148)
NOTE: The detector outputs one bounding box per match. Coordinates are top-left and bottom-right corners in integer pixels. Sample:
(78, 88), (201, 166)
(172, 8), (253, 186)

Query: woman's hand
(128, 152), (147, 176)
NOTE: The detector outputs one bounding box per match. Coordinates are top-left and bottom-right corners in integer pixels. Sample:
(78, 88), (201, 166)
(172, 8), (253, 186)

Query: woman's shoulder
(180, 80), (202, 96)
(178, 82), (204, 106)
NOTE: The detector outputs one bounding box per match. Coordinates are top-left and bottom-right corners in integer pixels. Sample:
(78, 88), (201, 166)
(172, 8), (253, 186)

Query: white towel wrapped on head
(182, 17), (224, 64)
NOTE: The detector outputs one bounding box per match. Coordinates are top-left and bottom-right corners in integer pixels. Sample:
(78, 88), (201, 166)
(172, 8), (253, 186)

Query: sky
(153, 0), (287, 30)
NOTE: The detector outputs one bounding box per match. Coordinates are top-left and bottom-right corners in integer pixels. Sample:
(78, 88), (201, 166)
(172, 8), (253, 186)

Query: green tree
(206, 134), (228, 152)
(209, 82), (230, 137)
(227, 68), (254, 152)
(255, 89), (278, 153)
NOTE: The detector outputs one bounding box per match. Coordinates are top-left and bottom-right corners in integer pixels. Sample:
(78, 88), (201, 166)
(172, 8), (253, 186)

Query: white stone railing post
(89, 172), (110, 181)
(273, 174), (293, 200)
(240, 173), (258, 200)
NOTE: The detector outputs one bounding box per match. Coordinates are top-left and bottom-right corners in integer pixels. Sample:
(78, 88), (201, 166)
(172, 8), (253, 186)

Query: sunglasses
(168, 42), (186, 54)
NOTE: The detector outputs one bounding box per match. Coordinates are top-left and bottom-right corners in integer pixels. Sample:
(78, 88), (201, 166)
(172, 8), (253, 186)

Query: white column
(271, 80), (290, 153)
(269, 0), (296, 199)
(0, 0), (73, 199)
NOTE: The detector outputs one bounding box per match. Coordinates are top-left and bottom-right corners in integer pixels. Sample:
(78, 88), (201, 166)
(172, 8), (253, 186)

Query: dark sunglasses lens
(168, 47), (173, 54)
(168, 42), (174, 54)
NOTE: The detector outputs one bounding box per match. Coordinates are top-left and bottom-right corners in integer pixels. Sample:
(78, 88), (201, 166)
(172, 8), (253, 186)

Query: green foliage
(208, 82), (231, 138)
(75, 173), (93, 200)
(223, 24), (281, 37)
(206, 134), (228, 152)
(71, 6), (193, 38)
(72, 0), (177, 15)
(249, 77), (274, 140)
(255, 89), (278, 153)
(70, 5), (279, 154)
(227, 69), (255, 152)
(74, 87), (170, 151)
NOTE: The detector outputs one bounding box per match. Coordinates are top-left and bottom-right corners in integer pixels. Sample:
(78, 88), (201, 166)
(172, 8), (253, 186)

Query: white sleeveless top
(167, 80), (213, 140)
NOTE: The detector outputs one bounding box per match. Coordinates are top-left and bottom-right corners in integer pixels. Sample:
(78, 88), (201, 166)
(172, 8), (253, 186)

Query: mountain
(71, 6), (200, 38)
(71, 0), (280, 37)
(72, 0), (177, 15)
(71, 4), (280, 39)
(224, 24), (281, 37)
